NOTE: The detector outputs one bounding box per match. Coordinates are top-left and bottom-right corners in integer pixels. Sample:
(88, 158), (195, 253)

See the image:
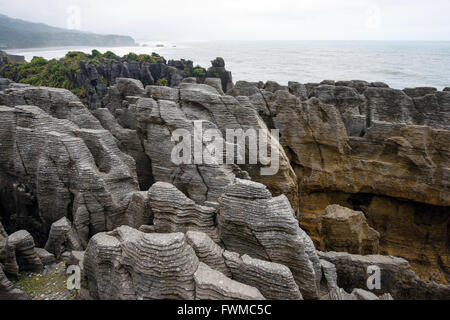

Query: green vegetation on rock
(157, 78), (168, 86)
(193, 65), (206, 78)
(0, 50), (168, 101)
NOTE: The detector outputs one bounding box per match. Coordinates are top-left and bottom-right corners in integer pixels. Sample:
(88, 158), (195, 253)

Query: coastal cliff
(0, 54), (449, 300)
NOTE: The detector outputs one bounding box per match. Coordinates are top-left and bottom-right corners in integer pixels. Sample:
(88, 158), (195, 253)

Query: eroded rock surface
(218, 178), (321, 299)
(228, 80), (450, 284)
(0, 264), (28, 300)
(319, 251), (450, 300)
(0, 85), (140, 247)
(45, 217), (82, 259)
(149, 182), (219, 242)
(320, 205), (380, 255)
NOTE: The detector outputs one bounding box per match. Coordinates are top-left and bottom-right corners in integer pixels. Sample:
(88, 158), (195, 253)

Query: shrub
(157, 78), (168, 86)
(193, 67), (206, 78)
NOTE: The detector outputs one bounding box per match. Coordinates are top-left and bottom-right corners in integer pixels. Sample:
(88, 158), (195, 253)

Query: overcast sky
(1, 0), (450, 41)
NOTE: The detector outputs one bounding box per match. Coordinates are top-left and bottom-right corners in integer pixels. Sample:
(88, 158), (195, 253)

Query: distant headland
(0, 13), (136, 49)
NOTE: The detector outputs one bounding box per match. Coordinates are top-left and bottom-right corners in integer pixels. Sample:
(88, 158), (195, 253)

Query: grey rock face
(0, 264), (28, 300)
(194, 262), (265, 300)
(149, 182), (219, 242)
(263, 81), (288, 93)
(0, 78), (12, 91)
(139, 83), (298, 211)
(44, 217), (82, 259)
(321, 205), (380, 255)
(224, 253), (303, 300)
(320, 259), (339, 291)
(311, 85), (367, 136)
(7, 230), (43, 273)
(0, 86), (104, 130)
(319, 251), (450, 300)
(204, 78), (225, 95)
(218, 178), (320, 299)
(0, 222), (6, 240)
(84, 226), (199, 300)
(186, 230), (302, 300)
(123, 191), (153, 230)
(0, 101), (139, 246)
(288, 81), (308, 100)
(92, 107), (154, 190)
(206, 58), (233, 92)
(35, 248), (56, 266)
(403, 87), (437, 98)
(186, 231), (231, 277)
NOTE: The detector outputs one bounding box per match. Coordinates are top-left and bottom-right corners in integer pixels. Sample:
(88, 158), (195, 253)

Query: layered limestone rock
(194, 262), (265, 300)
(135, 83), (298, 211)
(185, 231), (231, 277)
(83, 226), (272, 300)
(218, 178), (321, 299)
(123, 191), (153, 230)
(35, 248), (56, 266)
(319, 205), (380, 255)
(319, 251), (450, 300)
(223, 252), (303, 300)
(44, 217), (83, 259)
(92, 107), (154, 190)
(206, 58), (233, 93)
(149, 182), (219, 242)
(186, 230), (302, 300)
(0, 85), (140, 246)
(6, 230), (43, 273)
(228, 80), (450, 284)
(83, 226), (199, 300)
(0, 264), (28, 300)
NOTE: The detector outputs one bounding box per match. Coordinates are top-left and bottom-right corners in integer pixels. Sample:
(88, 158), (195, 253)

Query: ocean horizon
(6, 40), (450, 90)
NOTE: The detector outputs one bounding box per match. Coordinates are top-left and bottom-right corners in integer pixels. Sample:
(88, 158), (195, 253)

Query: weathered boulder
(35, 248), (56, 266)
(0, 86), (104, 130)
(263, 81), (288, 93)
(204, 78), (225, 95)
(7, 230), (43, 273)
(403, 87), (437, 98)
(45, 217), (82, 259)
(0, 78), (12, 91)
(320, 259), (339, 292)
(206, 58), (233, 93)
(0, 264), (28, 300)
(320, 205), (380, 255)
(149, 182), (219, 242)
(288, 81), (308, 100)
(319, 251), (450, 300)
(218, 179), (321, 299)
(83, 226), (199, 300)
(186, 231), (231, 277)
(194, 262), (265, 300)
(224, 252), (303, 300)
(139, 83), (298, 210)
(123, 191), (153, 230)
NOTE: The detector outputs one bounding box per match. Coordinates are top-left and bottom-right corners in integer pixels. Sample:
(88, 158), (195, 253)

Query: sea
(5, 40), (450, 90)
